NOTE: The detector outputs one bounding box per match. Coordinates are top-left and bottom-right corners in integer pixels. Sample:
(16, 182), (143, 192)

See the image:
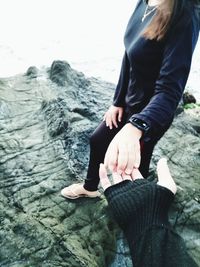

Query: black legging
(84, 110), (161, 191)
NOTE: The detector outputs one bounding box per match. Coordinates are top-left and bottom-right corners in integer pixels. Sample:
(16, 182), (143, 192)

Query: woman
(61, 0), (200, 199)
(99, 158), (199, 267)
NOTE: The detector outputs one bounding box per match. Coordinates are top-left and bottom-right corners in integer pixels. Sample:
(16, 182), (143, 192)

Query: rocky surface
(0, 60), (199, 267)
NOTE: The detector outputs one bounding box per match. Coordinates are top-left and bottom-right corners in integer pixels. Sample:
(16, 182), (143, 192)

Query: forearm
(128, 227), (198, 267)
(130, 90), (179, 138)
(105, 180), (198, 267)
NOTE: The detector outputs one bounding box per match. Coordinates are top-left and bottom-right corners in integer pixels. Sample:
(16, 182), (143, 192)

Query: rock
(183, 91), (197, 105)
(50, 60), (71, 86)
(41, 98), (69, 137)
(49, 60), (91, 88)
(0, 60), (199, 266)
(0, 62), (116, 267)
(174, 105), (184, 116)
(25, 66), (38, 78)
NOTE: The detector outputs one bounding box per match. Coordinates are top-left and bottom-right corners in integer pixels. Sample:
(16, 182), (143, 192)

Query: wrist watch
(129, 117), (150, 133)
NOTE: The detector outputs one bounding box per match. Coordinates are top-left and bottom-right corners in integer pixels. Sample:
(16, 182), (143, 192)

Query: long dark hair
(143, 0), (200, 41)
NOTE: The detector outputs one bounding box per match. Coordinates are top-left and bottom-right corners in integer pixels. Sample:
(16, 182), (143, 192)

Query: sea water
(0, 0), (199, 102)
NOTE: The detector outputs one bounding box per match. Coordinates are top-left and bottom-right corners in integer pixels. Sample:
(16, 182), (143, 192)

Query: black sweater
(104, 179), (199, 267)
(113, 0), (199, 138)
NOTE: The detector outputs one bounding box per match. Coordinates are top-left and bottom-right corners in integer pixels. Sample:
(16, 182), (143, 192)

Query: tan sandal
(61, 183), (101, 199)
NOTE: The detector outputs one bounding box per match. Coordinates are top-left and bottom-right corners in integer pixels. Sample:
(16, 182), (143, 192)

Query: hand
(100, 158), (177, 195)
(99, 159), (176, 237)
(104, 123), (142, 174)
(99, 164), (143, 191)
(103, 105), (123, 130)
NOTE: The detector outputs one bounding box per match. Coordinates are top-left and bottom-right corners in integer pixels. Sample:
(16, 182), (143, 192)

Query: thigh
(90, 111), (128, 145)
(139, 123), (172, 178)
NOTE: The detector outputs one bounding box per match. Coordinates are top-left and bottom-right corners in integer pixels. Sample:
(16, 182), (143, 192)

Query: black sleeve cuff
(104, 179), (175, 241)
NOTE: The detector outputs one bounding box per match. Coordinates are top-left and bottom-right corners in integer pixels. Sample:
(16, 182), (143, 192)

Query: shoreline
(1, 55), (199, 103)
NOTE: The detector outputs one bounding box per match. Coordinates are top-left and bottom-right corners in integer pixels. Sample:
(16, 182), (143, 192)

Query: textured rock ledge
(0, 61), (199, 266)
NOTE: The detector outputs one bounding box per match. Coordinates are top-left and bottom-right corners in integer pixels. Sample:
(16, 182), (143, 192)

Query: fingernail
(125, 169), (131, 174)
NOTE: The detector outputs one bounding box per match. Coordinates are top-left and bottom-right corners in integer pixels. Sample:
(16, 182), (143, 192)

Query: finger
(99, 163), (111, 191)
(112, 172), (123, 184)
(118, 109), (123, 122)
(134, 142), (141, 168)
(105, 114), (108, 126)
(131, 168), (144, 180)
(112, 113), (118, 128)
(125, 144), (135, 174)
(117, 143), (128, 174)
(104, 146), (109, 168)
(121, 172), (133, 181)
(106, 114), (113, 130)
(156, 158), (177, 195)
(107, 114), (113, 130)
(104, 142), (118, 172)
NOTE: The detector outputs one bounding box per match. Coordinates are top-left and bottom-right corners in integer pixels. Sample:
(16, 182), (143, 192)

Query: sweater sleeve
(113, 52), (130, 107)
(104, 180), (199, 267)
(132, 227), (199, 267)
(129, 10), (199, 137)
